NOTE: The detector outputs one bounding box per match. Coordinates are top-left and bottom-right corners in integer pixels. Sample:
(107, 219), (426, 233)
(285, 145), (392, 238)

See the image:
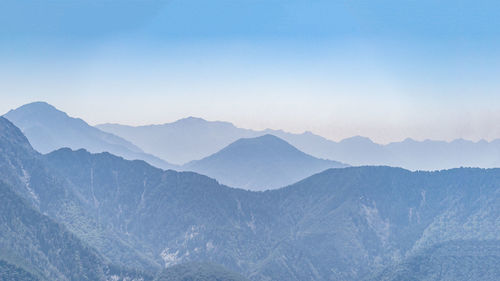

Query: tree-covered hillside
(0, 259), (39, 281)
(369, 240), (500, 281)
(1, 116), (499, 280)
(154, 262), (250, 281)
(0, 181), (153, 281)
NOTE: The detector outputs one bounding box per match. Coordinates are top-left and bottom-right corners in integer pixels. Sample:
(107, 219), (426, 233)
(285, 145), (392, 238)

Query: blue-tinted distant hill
(99, 118), (500, 170)
(184, 134), (348, 190)
(98, 117), (260, 165)
(1, 116), (499, 281)
(4, 102), (177, 170)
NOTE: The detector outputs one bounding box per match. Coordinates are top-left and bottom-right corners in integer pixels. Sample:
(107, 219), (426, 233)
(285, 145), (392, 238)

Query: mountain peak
(175, 116), (207, 124)
(244, 133), (284, 142)
(3, 102), (176, 170)
(0, 117), (33, 150)
(5, 101), (68, 120)
(171, 116), (236, 129)
(340, 135), (374, 145)
(185, 134), (347, 190)
(227, 134), (293, 151)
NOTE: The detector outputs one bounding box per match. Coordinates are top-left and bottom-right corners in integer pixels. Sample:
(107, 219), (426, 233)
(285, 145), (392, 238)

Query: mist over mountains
(99, 116), (500, 171)
(3, 0), (500, 279)
(0, 114), (499, 280)
(184, 134), (347, 190)
(7, 102), (500, 175)
(4, 102), (177, 170)
(4, 102), (349, 190)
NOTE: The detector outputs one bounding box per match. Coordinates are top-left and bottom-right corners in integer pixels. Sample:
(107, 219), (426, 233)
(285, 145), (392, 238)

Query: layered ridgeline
(0, 117), (246, 281)
(98, 117), (259, 165)
(184, 134), (348, 190)
(99, 117), (500, 170)
(1, 117), (499, 280)
(4, 102), (177, 170)
(0, 117), (152, 280)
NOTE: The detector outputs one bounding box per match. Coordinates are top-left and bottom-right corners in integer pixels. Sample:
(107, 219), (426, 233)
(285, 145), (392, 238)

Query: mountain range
(4, 102), (177, 170)
(0, 116), (498, 280)
(5, 102), (349, 190)
(184, 134), (347, 190)
(98, 117), (500, 170)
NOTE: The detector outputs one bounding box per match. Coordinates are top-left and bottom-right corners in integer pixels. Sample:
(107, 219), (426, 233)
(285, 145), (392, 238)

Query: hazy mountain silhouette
(98, 117), (500, 170)
(1, 116), (499, 280)
(0, 117), (155, 280)
(4, 102), (177, 170)
(98, 117), (259, 165)
(184, 134), (348, 190)
(0, 116), (252, 280)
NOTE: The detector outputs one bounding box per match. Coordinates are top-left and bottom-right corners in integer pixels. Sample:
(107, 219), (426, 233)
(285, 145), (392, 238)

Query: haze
(1, 0), (500, 143)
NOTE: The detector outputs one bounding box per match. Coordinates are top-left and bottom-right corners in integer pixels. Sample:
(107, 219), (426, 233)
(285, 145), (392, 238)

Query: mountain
(154, 262), (250, 281)
(0, 116), (161, 272)
(45, 145), (500, 280)
(1, 116), (499, 280)
(98, 117), (500, 170)
(4, 102), (177, 170)
(41, 144), (500, 280)
(0, 259), (39, 281)
(0, 116), (247, 281)
(183, 134), (348, 190)
(0, 181), (153, 281)
(369, 240), (500, 281)
(98, 117), (259, 165)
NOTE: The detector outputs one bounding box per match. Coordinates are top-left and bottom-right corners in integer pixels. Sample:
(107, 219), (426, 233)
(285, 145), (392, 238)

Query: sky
(1, 0), (500, 143)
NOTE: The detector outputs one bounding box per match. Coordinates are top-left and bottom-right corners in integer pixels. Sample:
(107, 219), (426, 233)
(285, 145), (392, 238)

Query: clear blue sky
(1, 0), (500, 143)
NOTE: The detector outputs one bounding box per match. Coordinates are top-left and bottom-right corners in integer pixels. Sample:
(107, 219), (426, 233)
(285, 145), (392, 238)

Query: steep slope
(369, 240), (500, 281)
(43, 148), (275, 275)
(44, 144), (500, 281)
(0, 116), (159, 271)
(4, 102), (176, 170)
(154, 262), (250, 281)
(0, 182), (152, 281)
(0, 117), (250, 280)
(2, 116), (499, 280)
(0, 259), (39, 281)
(98, 117), (500, 170)
(183, 134), (348, 190)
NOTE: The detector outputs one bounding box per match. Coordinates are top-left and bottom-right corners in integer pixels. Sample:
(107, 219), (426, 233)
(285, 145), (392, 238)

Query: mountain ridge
(184, 134), (348, 190)
(4, 102), (177, 170)
(1, 115), (499, 280)
(98, 117), (500, 170)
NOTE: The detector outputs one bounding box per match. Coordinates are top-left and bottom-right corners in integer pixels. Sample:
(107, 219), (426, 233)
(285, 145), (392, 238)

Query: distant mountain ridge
(98, 117), (258, 165)
(4, 102), (177, 170)
(98, 117), (500, 170)
(184, 134), (348, 190)
(0, 116), (499, 280)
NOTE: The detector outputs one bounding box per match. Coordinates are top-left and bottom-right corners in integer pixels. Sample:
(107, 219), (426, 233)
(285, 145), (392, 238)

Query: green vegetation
(1, 116), (499, 280)
(370, 240), (500, 281)
(155, 262), (250, 281)
(0, 260), (39, 281)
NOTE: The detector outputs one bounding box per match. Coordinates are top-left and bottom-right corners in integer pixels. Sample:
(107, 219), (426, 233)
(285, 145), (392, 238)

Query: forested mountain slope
(1, 116), (499, 280)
